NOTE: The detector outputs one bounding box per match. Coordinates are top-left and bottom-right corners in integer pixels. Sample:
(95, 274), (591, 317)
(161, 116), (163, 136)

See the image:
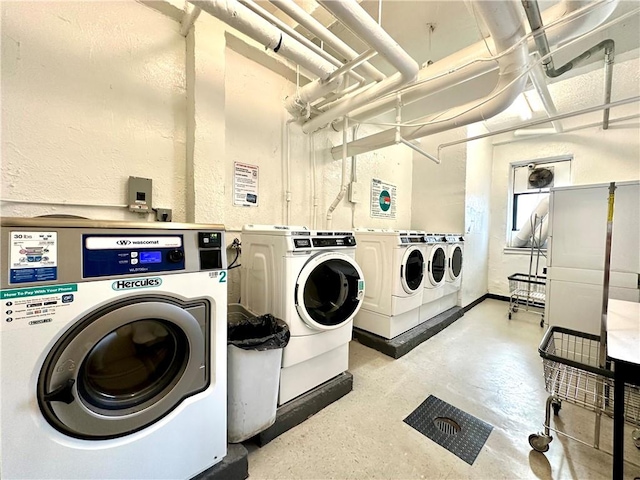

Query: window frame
(506, 155), (572, 249)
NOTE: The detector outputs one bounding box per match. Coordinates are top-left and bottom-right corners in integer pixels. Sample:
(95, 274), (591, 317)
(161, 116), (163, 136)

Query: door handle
(44, 378), (76, 404)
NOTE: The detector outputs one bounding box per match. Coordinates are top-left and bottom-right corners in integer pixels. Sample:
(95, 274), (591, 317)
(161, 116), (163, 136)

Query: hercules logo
(112, 277), (162, 290)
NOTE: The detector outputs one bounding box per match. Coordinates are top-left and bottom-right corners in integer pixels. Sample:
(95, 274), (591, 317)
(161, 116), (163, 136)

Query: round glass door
(38, 297), (208, 439)
(78, 319), (188, 410)
(296, 253), (365, 330)
(428, 247), (446, 286)
(401, 247), (425, 293)
(450, 246), (463, 279)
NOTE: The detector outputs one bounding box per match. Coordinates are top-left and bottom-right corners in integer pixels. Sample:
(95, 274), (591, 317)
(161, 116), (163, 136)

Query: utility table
(606, 299), (640, 480)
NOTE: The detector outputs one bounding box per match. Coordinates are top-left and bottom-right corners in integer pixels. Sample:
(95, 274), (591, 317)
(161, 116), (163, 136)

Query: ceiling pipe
(522, 0), (616, 129)
(300, 0), (419, 133)
(331, 0), (529, 159)
(269, 0), (386, 83)
(191, 0), (336, 79)
(180, 3), (202, 36)
(438, 96), (640, 154)
(331, 0), (619, 131)
(514, 58), (563, 135)
(239, 0), (364, 84)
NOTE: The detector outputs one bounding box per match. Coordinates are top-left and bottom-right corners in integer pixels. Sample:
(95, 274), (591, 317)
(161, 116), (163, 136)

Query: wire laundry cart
(528, 326), (640, 453)
(507, 273), (546, 327)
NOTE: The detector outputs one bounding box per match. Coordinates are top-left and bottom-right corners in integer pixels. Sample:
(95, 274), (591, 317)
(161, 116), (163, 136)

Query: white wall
(1, 1), (187, 220)
(410, 130), (466, 234)
(487, 55), (640, 296)
(1, 2), (413, 304)
(462, 125), (492, 307)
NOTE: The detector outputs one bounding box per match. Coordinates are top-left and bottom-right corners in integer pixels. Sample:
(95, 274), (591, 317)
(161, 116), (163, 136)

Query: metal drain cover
(434, 417), (461, 435)
(404, 395), (493, 465)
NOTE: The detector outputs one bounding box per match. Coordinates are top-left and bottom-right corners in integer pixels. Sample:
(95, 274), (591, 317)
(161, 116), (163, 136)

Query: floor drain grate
(404, 395), (493, 465)
(434, 417), (461, 435)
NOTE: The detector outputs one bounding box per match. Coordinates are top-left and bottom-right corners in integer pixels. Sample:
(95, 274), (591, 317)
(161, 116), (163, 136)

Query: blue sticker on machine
(10, 267), (58, 284)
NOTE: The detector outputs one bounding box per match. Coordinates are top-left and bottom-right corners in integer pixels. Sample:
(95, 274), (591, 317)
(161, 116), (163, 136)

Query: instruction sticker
(233, 162), (259, 207)
(9, 231), (58, 284)
(1, 284), (76, 330)
(370, 178), (397, 219)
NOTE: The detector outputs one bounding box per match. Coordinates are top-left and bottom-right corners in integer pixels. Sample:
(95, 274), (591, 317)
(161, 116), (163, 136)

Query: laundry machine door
(37, 295), (209, 439)
(448, 245), (463, 281)
(295, 252), (365, 330)
(400, 246), (425, 294)
(427, 246), (447, 286)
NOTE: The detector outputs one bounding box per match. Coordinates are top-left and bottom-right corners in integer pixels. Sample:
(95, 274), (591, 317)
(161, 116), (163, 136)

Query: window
(508, 156), (572, 247)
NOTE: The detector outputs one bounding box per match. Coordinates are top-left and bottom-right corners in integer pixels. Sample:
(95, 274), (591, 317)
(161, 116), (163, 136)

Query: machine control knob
(167, 249), (185, 263)
(344, 236), (356, 246)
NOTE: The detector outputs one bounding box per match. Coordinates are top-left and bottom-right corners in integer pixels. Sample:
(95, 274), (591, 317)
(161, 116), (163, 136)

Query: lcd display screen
(140, 251), (162, 264)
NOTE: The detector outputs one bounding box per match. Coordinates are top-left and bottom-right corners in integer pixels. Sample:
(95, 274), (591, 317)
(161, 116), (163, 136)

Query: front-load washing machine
(353, 229), (426, 339)
(419, 233), (447, 322)
(439, 233), (464, 311)
(0, 217), (227, 480)
(443, 234), (464, 296)
(241, 225), (365, 405)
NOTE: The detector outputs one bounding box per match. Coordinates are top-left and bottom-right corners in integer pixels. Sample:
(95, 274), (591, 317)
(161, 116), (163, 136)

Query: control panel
(400, 236), (423, 244)
(83, 234), (186, 278)
(292, 231), (356, 250)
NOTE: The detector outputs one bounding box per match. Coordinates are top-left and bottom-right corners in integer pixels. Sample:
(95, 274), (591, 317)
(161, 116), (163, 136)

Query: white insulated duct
(512, 195), (550, 247)
(330, 0), (619, 131)
(191, 0), (336, 78)
(269, 0), (386, 82)
(333, 0), (530, 158)
(300, 0), (419, 133)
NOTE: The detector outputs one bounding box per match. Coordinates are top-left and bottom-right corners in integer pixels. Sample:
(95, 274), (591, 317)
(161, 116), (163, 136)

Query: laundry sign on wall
(370, 178), (396, 219)
(233, 162), (259, 207)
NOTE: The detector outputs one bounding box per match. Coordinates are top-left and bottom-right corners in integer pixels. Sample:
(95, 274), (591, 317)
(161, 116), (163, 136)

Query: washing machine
(241, 225), (365, 405)
(353, 229), (426, 339)
(419, 233), (448, 322)
(443, 234), (464, 296)
(0, 217), (227, 480)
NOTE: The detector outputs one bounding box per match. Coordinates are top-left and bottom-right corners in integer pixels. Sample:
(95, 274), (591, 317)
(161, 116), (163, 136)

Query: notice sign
(370, 178), (396, 219)
(234, 162), (259, 207)
(9, 231), (58, 284)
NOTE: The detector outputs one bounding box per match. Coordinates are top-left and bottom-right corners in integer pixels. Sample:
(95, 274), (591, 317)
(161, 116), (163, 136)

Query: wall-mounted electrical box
(128, 176), (152, 213)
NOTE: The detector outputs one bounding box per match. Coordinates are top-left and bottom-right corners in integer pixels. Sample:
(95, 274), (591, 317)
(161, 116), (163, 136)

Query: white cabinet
(546, 181), (640, 335)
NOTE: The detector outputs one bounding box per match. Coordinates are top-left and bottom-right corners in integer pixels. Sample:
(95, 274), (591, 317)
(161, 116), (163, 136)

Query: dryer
(241, 226), (365, 405)
(353, 229), (426, 339)
(0, 217), (227, 480)
(419, 233), (448, 322)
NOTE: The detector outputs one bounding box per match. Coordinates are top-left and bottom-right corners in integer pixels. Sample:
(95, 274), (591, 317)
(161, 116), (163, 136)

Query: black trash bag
(228, 314), (290, 351)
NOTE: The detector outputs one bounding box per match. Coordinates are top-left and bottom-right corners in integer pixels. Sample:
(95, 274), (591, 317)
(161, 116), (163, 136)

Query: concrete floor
(247, 299), (640, 479)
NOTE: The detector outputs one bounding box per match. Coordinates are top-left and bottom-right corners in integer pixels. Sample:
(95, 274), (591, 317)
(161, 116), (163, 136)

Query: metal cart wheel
(552, 400), (561, 416)
(529, 433), (552, 453)
(508, 312), (512, 320)
(512, 305), (519, 313)
(540, 318), (545, 328)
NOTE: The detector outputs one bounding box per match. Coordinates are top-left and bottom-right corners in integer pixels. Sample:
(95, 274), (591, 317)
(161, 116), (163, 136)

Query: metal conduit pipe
(436, 96), (640, 155)
(269, 0), (386, 82)
(301, 0), (419, 133)
(331, 0), (619, 131)
(191, 0), (336, 78)
(330, 0), (529, 158)
(522, 0), (615, 128)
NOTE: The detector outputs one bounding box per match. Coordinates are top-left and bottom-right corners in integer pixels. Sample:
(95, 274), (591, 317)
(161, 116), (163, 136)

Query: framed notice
(370, 178), (396, 219)
(233, 162), (259, 207)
